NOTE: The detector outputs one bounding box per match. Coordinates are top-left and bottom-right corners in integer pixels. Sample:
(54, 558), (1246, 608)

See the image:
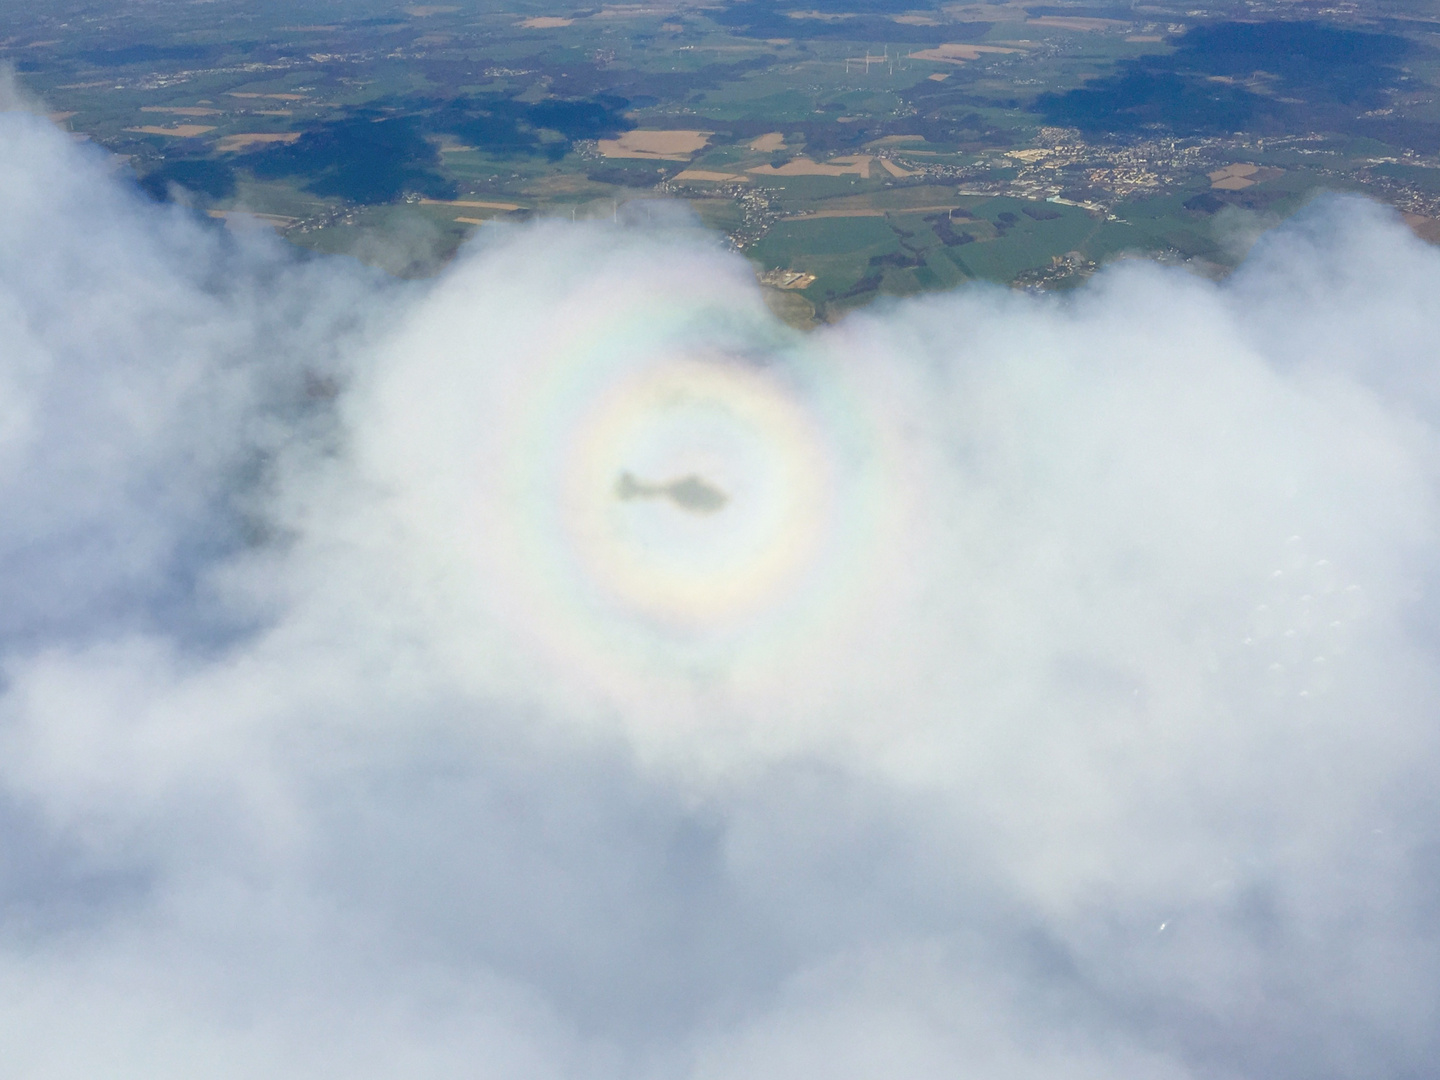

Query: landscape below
(8, 0), (1440, 323)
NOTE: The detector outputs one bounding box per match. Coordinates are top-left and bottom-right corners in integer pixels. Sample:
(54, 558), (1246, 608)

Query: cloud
(1, 107), (1440, 1079)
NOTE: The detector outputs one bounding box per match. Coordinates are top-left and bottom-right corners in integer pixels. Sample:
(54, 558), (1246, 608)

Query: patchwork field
(598, 131), (713, 160)
(127, 124), (216, 137)
(907, 43), (1026, 62)
(216, 133), (302, 152)
(11, 1), (1438, 318)
(748, 155), (873, 178)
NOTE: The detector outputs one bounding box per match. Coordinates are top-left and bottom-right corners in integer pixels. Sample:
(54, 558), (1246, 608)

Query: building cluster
(1353, 162), (1440, 221)
(890, 129), (1236, 213)
(656, 177), (783, 248)
(878, 127), (1440, 225)
(729, 185), (784, 248)
(1012, 250), (1098, 291)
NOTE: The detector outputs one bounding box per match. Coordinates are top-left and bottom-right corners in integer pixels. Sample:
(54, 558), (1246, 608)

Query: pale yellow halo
(560, 356), (833, 630)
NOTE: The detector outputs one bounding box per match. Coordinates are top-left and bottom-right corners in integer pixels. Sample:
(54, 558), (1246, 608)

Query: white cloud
(1, 108), (1439, 1078)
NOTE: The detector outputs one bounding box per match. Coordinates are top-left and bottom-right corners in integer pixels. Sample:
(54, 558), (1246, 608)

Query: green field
(8, 0), (1440, 317)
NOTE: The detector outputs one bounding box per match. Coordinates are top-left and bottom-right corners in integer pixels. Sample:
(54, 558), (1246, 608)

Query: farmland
(6, 0), (1440, 319)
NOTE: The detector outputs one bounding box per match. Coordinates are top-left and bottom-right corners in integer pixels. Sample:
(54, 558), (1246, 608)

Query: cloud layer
(2, 108), (1439, 1079)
